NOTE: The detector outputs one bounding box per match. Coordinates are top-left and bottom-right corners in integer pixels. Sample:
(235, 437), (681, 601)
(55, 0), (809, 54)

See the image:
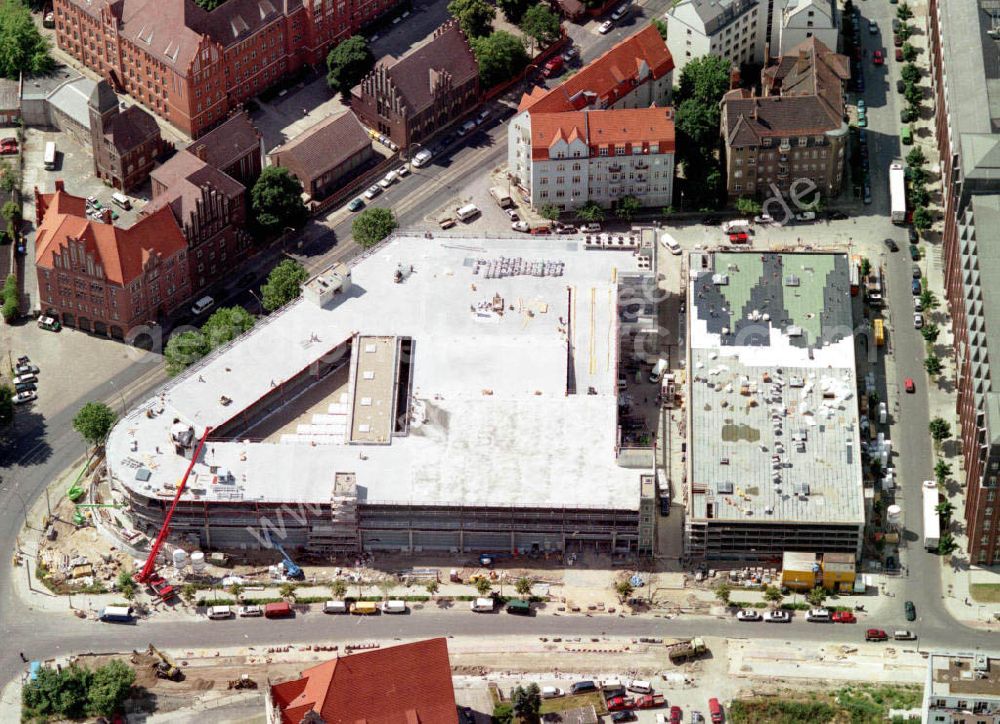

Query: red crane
(135, 426), (213, 593)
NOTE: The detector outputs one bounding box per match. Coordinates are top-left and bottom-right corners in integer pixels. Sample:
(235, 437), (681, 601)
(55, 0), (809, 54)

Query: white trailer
(889, 162), (906, 224)
(922, 480), (940, 551)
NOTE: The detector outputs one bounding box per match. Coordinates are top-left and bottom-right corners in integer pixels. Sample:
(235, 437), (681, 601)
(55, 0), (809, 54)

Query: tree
(279, 582), (297, 600)
(515, 576), (533, 597)
(497, 0), (531, 23)
(736, 197), (762, 214)
(935, 459), (952, 484)
(902, 43), (917, 62)
(929, 417), (951, 443)
(539, 203), (561, 221)
(519, 4), (561, 48)
(474, 576), (492, 596)
(228, 582), (244, 601)
(904, 82), (922, 109)
(261, 259), (309, 312)
(251, 166), (307, 233)
(22, 664), (90, 720)
(326, 36), (374, 96)
(511, 683), (542, 722)
(897, 23), (913, 41)
(616, 195), (641, 222)
(676, 97), (722, 155)
(652, 18), (668, 41)
(676, 54), (732, 107)
(921, 322), (939, 344)
(86, 660), (135, 718)
(860, 257), (871, 277)
(913, 206), (933, 231)
(425, 580), (440, 595)
(936, 500), (955, 521)
(376, 576), (396, 601)
(938, 532), (957, 555)
(577, 200), (604, 223)
(924, 354), (942, 376)
(0, 0), (55, 79)
(73, 402), (117, 447)
(909, 184), (930, 208)
(164, 330), (208, 376)
(116, 570), (136, 600)
(180, 583), (197, 604)
(615, 579), (634, 603)
(805, 587), (826, 607)
(763, 585), (783, 608)
(0, 383), (13, 428)
(0, 160), (18, 193)
(901, 63), (921, 85)
(492, 702), (514, 724)
(352, 207), (397, 249)
(471, 31), (529, 88)
(2, 273), (17, 322)
(910, 166), (928, 187)
(714, 582), (732, 606)
(2, 199), (19, 239)
(330, 579), (348, 599)
(897, 2), (913, 21)
(201, 306), (255, 349)
(448, 0), (495, 39)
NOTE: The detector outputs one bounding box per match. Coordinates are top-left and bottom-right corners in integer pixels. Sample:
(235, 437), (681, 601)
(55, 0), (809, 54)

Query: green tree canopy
(519, 4), (561, 47)
(578, 200), (604, 223)
(921, 322), (939, 344)
(615, 579), (634, 602)
(448, 0), (496, 39)
(676, 54), (732, 107)
(901, 63), (921, 85)
(164, 330), (208, 376)
(262, 259), (309, 312)
(674, 56), (730, 210)
(201, 306), (255, 349)
(497, 0), (531, 22)
(897, 2), (913, 20)
(326, 36), (374, 96)
(912, 206), (933, 231)
(902, 43), (917, 62)
(73, 402), (118, 446)
(736, 197), (762, 214)
(87, 660), (135, 717)
(714, 582), (732, 605)
(934, 459), (952, 483)
(330, 579), (348, 598)
(474, 576), (492, 596)
(652, 18), (667, 41)
(511, 683), (542, 721)
(925, 354), (942, 376)
(471, 31), (529, 87)
(0, 0), (55, 79)
(806, 587), (826, 606)
(616, 195), (641, 222)
(22, 661), (135, 721)
(929, 417), (951, 442)
(251, 166), (308, 233)
(352, 207), (397, 248)
(514, 576), (533, 596)
(904, 82), (922, 108)
(539, 203), (560, 221)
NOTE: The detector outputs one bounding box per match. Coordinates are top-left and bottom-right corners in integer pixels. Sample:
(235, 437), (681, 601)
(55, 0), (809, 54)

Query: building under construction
(106, 234), (659, 557)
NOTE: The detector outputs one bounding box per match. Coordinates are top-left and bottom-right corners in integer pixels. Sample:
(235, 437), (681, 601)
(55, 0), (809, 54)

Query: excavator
(147, 644), (184, 681)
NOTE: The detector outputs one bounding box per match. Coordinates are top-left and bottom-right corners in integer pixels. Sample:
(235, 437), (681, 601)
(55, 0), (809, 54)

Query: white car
(599, 20), (614, 33)
(396, 165), (409, 177)
(15, 362), (39, 375)
(13, 390), (36, 404)
(512, 221), (530, 232)
(505, 208), (520, 222)
(795, 211), (816, 221)
(86, 195), (98, 207)
(541, 686), (564, 699)
(363, 184), (382, 200)
(765, 609), (791, 623)
(736, 609), (762, 622)
(238, 605), (263, 617)
(581, 222), (601, 232)
(13, 373), (37, 385)
(754, 213), (774, 224)
(914, 312), (924, 329)
(561, 47), (578, 62)
(411, 149), (433, 168)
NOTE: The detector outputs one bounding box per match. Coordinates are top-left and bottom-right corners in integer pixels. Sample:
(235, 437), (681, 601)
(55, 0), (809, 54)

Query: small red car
(542, 56), (564, 77)
(904, 377), (915, 393)
(832, 611), (856, 623)
(865, 628), (888, 641)
(873, 50), (884, 66)
(895, 48), (904, 62)
(670, 705), (682, 722)
(607, 697), (635, 712)
(728, 231), (749, 244)
(0, 143), (16, 155)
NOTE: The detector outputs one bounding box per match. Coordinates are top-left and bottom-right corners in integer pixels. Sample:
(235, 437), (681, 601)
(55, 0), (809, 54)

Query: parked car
(505, 208), (519, 221)
(13, 390), (36, 404)
(14, 382), (35, 394)
(884, 238), (898, 251)
(190, 296), (214, 316)
(13, 373), (37, 385)
(914, 297), (923, 312)
(457, 120), (477, 136)
(908, 244), (920, 260)
(378, 171), (396, 188)
(37, 315), (61, 331)
(669, 706), (683, 723)
(754, 213), (774, 224)
(894, 630), (917, 640)
(912, 278), (922, 295)
(581, 222), (601, 232)
(540, 686), (564, 699)
(363, 185), (382, 200)
(599, 20), (614, 33)
(476, 109), (491, 126)
(905, 600), (916, 621)
(832, 611), (856, 623)
(914, 313), (924, 329)
(610, 713), (637, 723)
(411, 149), (433, 167)
(795, 211), (816, 222)
(909, 227), (919, 243)
(238, 605), (263, 617)
(606, 696), (634, 712)
(895, 48), (904, 62)
(897, 79), (905, 94)
(611, 3), (629, 20)
(736, 609), (762, 622)
(868, 19), (878, 33)
(873, 50), (884, 66)
(15, 362), (39, 375)
(347, 197), (364, 212)
(542, 56), (564, 77)
(765, 609), (791, 623)
(912, 264), (922, 279)
(904, 377), (916, 393)
(865, 628), (889, 642)
(570, 681), (598, 694)
(561, 47), (579, 63)
(439, 216), (457, 229)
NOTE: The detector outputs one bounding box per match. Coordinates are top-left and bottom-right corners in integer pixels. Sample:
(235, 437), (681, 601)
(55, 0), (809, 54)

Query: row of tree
(22, 659), (135, 721)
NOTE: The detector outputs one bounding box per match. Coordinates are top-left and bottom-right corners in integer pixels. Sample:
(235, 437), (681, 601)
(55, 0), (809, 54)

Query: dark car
(909, 244), (920, 260)
(912, 264), (921, 279)
(611, 713), (637, 723)
(897, 79), (905, 94)
(828, 210), (848, 220)
(884, 238), (898, 252)
(14, 381), (36, 393)
(908, 226), (918, 243)
(570, 680), (598, 695)
(905, 600), (916, 621)
(912, 278), (922, 295)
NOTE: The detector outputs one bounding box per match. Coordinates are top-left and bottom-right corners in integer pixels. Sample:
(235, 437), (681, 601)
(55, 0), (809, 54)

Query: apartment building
(508, 25), (675, 211)
(927, 0), (1000, 565)
(53, 0), (405, 138)
(88, 80), (162, 192)
(923, 652), (1000, 723)
(665, 0), (769, 76)
(350, 20), (479, 150)
(34, 181), (190, 337)
(720, 37), (849, 200)
(778, 0), (837, 55)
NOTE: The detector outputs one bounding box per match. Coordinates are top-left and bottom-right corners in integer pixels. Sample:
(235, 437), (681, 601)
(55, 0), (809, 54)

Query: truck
(489, 187), (513, 209)
(264, 601), (293, 618)
(923, 480), (941, 551)
(667, 637), (707, 664)
(634, 694), (666, 709)
(98, 606), (134, 623)
(889, 161), (906, 224)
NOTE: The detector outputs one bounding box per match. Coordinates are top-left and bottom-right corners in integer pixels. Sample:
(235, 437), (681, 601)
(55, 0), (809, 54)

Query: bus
(849, 260), (860, 296)
(43, 142), (56, 170)
(889, 161), (906, 224)
(873, 319), (885, 347)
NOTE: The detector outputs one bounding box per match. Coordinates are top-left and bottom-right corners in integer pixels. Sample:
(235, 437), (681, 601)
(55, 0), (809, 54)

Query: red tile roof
(269, 638), (458, 724)
(34, 187), (187, 285)
(530, 107), (675, 160)
(519, 25), (673, 114)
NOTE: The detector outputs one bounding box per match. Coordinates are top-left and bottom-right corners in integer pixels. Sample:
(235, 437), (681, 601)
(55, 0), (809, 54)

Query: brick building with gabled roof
(88, 80), (163, 191)
(720, 37), (850, 200)
(266, 638), (458, 724)
(34, 180), (190, 338)
(508, 26), (676, 212)
(351, 20), (480, 149)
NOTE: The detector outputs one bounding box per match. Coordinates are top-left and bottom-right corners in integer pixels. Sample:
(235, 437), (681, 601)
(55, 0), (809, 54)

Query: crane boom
(136, 426), (212, 583)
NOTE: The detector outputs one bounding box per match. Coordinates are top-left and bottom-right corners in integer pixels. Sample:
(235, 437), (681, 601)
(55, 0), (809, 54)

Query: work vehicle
(111, 192), (131, 209)
(873, 316), (885, 344)
(506, 599), (532, 615)
(239, 605), (263, 617)
(43, 141), (56, 170)
(542, 56), (564, 77)
(456, 204), (480, 221)
(627, 680), (653, 694)
(661, 232), (682, 255)
(191, 296), (215, 316)
(148, 644), (183, 681)
(865, 628), (888, 641)
(890, 161), (907, 223)
(764, 610), (791, 623)
(728, 231), (750, 244)
(470, 597), (494, 613)
(602, 679), (625, 697)
(264, 531), (304, 580)
(905, 600), (916, 621)
(37, 315), (61, 331)
(806, 608), (831, 622)
(208, 605), (232, 620)
(649, 358), (668, 383)
(736, 609), (761, 622)
(347, 197), (364, 212)
(634, 694), (666, 708)
(923, 480), (940, 551)
(98, 606), (134, 623)
(708, 697), (723, 723)
(380, 600), (407, 614)
(832, 611), (856, 623)
(669, 706), (683, 723)
(667, 637), (707, 663)
(541, 686), (564, 698)
(323, 600), (348, 614)
(607, 696), (634, 712)
(894, 630), (917, 640)
(570, 680), (598, 694)
(490, 187), (513, 208)
(264, 602), (293, 618)
(350, 601), (379, 615)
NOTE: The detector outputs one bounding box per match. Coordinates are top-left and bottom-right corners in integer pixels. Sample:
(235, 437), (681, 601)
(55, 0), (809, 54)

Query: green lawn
(540, 691), (608, 716)
(970, 583), (1000, 603)
(729, 683), (922, 723)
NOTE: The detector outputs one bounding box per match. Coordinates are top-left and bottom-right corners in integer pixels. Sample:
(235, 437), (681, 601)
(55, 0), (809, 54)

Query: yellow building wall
(781, 570), (816, 590)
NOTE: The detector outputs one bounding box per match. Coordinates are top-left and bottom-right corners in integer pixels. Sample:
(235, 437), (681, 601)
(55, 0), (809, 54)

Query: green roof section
(781, 253), (835, 346)
(714, 252), (763, 321)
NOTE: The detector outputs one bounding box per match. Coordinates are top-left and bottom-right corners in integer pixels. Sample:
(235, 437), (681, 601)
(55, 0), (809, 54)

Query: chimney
(101, 208), (112, 224)
(192, 144), (208, 162)
(55, 179), (64, 192)
(797, 47), (809, 73)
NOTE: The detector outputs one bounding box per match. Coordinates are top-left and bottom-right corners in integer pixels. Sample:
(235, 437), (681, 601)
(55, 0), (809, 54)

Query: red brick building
(34, 181), (190, 338)
(88, 80), (163, 191)
(53, 0), (406, 138)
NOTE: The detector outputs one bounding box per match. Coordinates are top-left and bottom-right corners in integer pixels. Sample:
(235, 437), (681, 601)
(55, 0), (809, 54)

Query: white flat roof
(108, 235), (646, 509)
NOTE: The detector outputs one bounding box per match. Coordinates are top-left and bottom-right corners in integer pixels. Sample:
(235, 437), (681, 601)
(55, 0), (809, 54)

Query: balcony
(779, 140), (791, 152)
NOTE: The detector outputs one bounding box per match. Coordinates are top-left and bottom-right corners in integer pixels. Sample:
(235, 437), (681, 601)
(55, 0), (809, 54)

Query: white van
(540, 686), (564, 699)
(323, 600), (348, 614)
(111, 192), (132, 210)
(455, 203), (480, 222)
(649, 358), (668, 383)
(207, 605), (232, 619)
(380, 599), (407, 614)
(470, 597), (494, 613)
(806, 607), (831, 622)
(602, 679), (625, 697)
(722, 219), (751, 233)
(191, 296), (215, 316)
(627, 679), (653, 694)
(661, 232), (682, 255)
